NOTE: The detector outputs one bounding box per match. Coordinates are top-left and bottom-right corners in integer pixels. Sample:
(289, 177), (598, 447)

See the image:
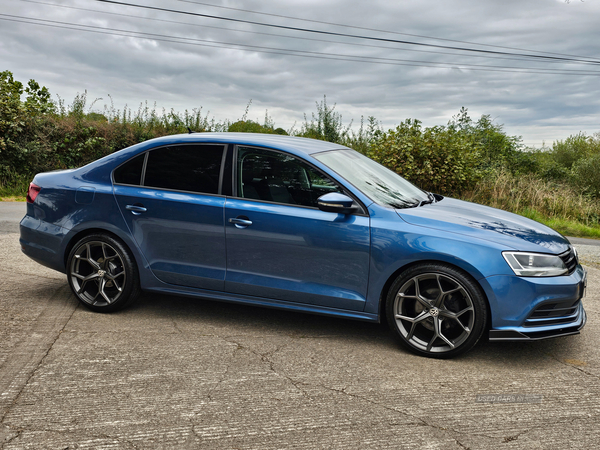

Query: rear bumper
(19, 215), (68, 273)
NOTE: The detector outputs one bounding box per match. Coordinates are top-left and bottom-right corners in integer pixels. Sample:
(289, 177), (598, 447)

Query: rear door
(113, 144), (227, 290)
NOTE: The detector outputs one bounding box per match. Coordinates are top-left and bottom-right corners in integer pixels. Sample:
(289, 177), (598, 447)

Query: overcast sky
(1, 0), (599, 147)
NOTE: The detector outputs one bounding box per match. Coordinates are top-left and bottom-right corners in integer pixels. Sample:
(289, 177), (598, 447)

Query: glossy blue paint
(19, 133), (587, 345)
(398, 197), (571, 253)
(114, 185), (227, 290)
(364, 204), (513, 315)
(224, 197), (370, 310)
(484, 265), (586, 328)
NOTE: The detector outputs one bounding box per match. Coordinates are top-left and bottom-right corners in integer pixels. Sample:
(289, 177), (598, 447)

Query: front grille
(559, 247), (578, 274)
(524, 299), (581, 327)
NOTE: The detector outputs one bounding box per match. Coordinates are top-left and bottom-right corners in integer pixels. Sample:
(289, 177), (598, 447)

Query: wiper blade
(416, 192), (436, 207)
(389, 202), (413, 209)
(388, 192), (436, 209)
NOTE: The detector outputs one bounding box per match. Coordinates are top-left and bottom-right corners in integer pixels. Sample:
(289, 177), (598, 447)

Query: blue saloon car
(20, 133), (587, 358)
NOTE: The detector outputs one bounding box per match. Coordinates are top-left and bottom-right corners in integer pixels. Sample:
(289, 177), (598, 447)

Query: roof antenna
(187, 127), (193, 134)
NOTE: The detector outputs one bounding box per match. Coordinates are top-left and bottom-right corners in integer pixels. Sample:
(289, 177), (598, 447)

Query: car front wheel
(67, 233), (140, 312)
(386, 263), (488, 358)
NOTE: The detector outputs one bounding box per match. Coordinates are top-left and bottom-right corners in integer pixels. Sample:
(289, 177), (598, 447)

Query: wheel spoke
(433, 317), (455, 349)
(426, 332), (437, 352)
(451, 318), (470, 332)
(98, 278), (112, 304)
(437, 329), (455, 349)
(397, 291), (431, 310)
(395, 310), (430, 323)
(433, 274), (445, 307)
(84, 244), (100, 269)
(440, 306), (473, 320)
(76, 280), (88, 294)
(413, 278), (433, 308)
(407, 322), (417, 341)
(112, 279), (123, 292)
(416, 296), (432, 309)
(442, 286), (462, 296)
(106, 270), (124, 280)
(455, 306), (474, 317)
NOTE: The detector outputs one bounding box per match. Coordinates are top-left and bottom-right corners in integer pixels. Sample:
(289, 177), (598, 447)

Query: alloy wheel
(69, 240), (127, 307)
(393, 272), (475, 354)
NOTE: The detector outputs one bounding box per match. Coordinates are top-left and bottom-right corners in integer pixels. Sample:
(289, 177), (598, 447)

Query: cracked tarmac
(0, 220), (599, 449)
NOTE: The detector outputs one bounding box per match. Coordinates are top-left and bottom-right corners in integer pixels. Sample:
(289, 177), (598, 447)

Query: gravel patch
(573, 244), (600, 269)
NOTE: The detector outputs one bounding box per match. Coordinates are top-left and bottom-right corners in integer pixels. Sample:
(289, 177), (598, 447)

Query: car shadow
(117, 292), (587, 365)
(125, 291), (395, 344)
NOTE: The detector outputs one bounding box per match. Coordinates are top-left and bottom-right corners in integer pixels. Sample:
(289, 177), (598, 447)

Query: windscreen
(314, 149), (429, 208)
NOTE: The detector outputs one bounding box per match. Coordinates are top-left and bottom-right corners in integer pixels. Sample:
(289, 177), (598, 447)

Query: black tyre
(386, 263), (488, 358)
(67, 233), (140, 312)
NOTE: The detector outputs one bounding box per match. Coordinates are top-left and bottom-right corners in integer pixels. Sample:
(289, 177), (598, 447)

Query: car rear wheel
(386, 263), (487, 358)
(67, 233), (140, 312)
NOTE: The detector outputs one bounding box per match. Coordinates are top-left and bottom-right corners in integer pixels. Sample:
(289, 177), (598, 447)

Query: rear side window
(114, 154), (145, 186)
(143, 144), (225, 194)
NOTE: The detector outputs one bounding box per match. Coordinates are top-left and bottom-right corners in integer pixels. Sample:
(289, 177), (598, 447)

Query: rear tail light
(26, 183), (41, 204)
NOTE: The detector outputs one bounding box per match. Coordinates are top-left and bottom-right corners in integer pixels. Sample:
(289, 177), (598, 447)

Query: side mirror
(317, 193), (358, 215)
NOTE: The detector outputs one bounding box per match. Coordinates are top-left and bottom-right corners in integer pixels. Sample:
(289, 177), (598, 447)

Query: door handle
(229, 217), (252, 228)
(126, 204), (147, 215)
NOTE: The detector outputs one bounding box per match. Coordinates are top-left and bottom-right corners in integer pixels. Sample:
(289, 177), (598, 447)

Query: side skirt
(143, 285), (380, 323)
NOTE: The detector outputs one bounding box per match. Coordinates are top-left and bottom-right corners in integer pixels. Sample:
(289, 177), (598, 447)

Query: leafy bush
(368, 118), (482, 195)
(447, 107), (525, 173)
(572, 153), (600, 198)
(227, 120), (287, 135)
(298, 96), (349, 143)
(550, 133), (600, 170)
(0, 70), (49, 176)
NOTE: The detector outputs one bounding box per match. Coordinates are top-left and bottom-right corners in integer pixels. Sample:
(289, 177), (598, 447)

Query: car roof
(137, 133), (351, 156)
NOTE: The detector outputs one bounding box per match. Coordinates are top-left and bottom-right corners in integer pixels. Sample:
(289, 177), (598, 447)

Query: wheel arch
(63, 226), (142, 270)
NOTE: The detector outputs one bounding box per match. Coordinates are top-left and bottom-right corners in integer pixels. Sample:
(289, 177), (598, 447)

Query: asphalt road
(1, 203), (599, 449)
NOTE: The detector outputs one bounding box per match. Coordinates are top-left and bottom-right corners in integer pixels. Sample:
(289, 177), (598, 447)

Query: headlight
(502, 251), (568, 277)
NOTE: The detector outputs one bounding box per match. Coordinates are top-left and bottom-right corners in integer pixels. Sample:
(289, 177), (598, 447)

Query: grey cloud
(1, 0), (599, 147)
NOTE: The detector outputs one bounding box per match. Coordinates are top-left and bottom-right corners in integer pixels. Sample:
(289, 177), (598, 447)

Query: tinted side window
(114, 153), (145, 185)
(144, 145), (225, 194)
(237, 147), (342, 207)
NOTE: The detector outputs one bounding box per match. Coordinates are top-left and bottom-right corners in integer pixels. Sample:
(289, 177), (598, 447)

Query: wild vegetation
(1, 70), (599, 238)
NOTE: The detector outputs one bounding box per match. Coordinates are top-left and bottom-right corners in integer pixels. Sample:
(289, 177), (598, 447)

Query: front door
(224, 146), (370, 311)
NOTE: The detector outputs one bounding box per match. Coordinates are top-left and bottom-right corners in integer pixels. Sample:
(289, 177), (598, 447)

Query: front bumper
(489, 302), (586, 341)
(487, 267), (587, 342)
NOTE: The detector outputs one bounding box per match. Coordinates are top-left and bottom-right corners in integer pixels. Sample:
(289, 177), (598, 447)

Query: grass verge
(515, 209), (600, 240)
(460, 171), (600, 240)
